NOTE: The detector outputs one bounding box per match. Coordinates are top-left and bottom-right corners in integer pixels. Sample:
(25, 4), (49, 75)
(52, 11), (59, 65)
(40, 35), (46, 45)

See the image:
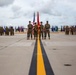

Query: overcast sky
(0, 0), (76, 27)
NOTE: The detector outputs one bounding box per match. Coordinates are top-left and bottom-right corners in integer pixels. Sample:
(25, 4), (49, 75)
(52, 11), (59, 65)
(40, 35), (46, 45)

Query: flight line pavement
(0, 33), (76, 75)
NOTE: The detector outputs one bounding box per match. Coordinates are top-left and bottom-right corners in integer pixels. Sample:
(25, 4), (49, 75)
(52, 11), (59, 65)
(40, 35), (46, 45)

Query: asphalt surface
(0, 33), (76, 75)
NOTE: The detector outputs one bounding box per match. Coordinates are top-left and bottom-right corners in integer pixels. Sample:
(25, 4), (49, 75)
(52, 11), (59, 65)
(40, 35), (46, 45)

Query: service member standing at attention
(65, 26), (69, 35)
(34, 22), (38, 40)
(40, 22), (44, 39)
(27, 21), (33, 40)
(45, 21), (50, 39)
(5, 26), (9, 35)
(10, 26), (14, 36)
(0, 26), (4, 36)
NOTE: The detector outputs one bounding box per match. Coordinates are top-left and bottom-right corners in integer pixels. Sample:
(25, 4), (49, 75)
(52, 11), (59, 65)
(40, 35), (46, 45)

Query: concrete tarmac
(0, 33), (76, 75)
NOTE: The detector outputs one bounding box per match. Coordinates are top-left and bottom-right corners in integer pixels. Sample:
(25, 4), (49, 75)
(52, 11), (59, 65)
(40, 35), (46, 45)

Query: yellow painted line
(37, 35), (46, 75)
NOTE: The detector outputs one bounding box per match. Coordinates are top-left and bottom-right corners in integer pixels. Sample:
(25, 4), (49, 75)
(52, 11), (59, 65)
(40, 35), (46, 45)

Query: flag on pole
(37, 12), (40, 34)
(37, 12), (40, 28)
(33, 12), (35, 25)
(32, 12), (35, 34)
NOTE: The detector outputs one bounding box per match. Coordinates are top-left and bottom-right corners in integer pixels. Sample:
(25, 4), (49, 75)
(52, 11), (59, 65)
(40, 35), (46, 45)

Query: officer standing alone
(27, 21), (33, 40)
(45, 21), (50, 39)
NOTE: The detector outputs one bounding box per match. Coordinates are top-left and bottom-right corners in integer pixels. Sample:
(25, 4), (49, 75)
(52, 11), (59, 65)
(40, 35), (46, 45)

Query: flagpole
(32, 12), (35, 35)
(33, 12), (35, 25)
(37, 12), (40, 35)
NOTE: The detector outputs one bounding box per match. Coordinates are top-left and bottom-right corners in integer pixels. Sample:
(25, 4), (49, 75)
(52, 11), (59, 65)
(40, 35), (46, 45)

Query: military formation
(1, 24), (76, 37)
(27, 21), (76, 40)
(65, 26), (76, 35)
(27, 21), (50, 40)
(0, 26), (14, 36)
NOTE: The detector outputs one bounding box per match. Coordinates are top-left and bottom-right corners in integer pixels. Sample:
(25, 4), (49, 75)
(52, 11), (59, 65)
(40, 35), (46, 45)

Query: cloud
(0, 0), (14, 7)
(0, 0), (76, 27)
(12, 5), (21, 12)
(11, 0), (62, 18)
(38, 0), (76, 17)
(11, 3), (34, 19)
(11, 5), (23, 19)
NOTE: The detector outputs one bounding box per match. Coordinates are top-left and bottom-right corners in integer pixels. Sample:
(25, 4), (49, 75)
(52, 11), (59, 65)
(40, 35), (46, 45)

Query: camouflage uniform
(5, 27), (9, 35)
(65, 26), (69, 35)
(27, 22), (33, 39)
(73, 26), (76, 35)
(70, 26), (74, 35)
(10, 27), (14, 36)
(43, 26), (46, 39)
(45, 21), (50, 39)
(34, 23), (38, 39)
(0, 26), (4, 36)
(40, 22), (44, 39)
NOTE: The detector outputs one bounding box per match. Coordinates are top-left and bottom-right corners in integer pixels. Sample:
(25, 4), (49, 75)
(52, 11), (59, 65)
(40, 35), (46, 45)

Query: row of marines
(0, 26), (14, 36)
(27, 21), (50, 40)
(65, 26), (76, 35)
